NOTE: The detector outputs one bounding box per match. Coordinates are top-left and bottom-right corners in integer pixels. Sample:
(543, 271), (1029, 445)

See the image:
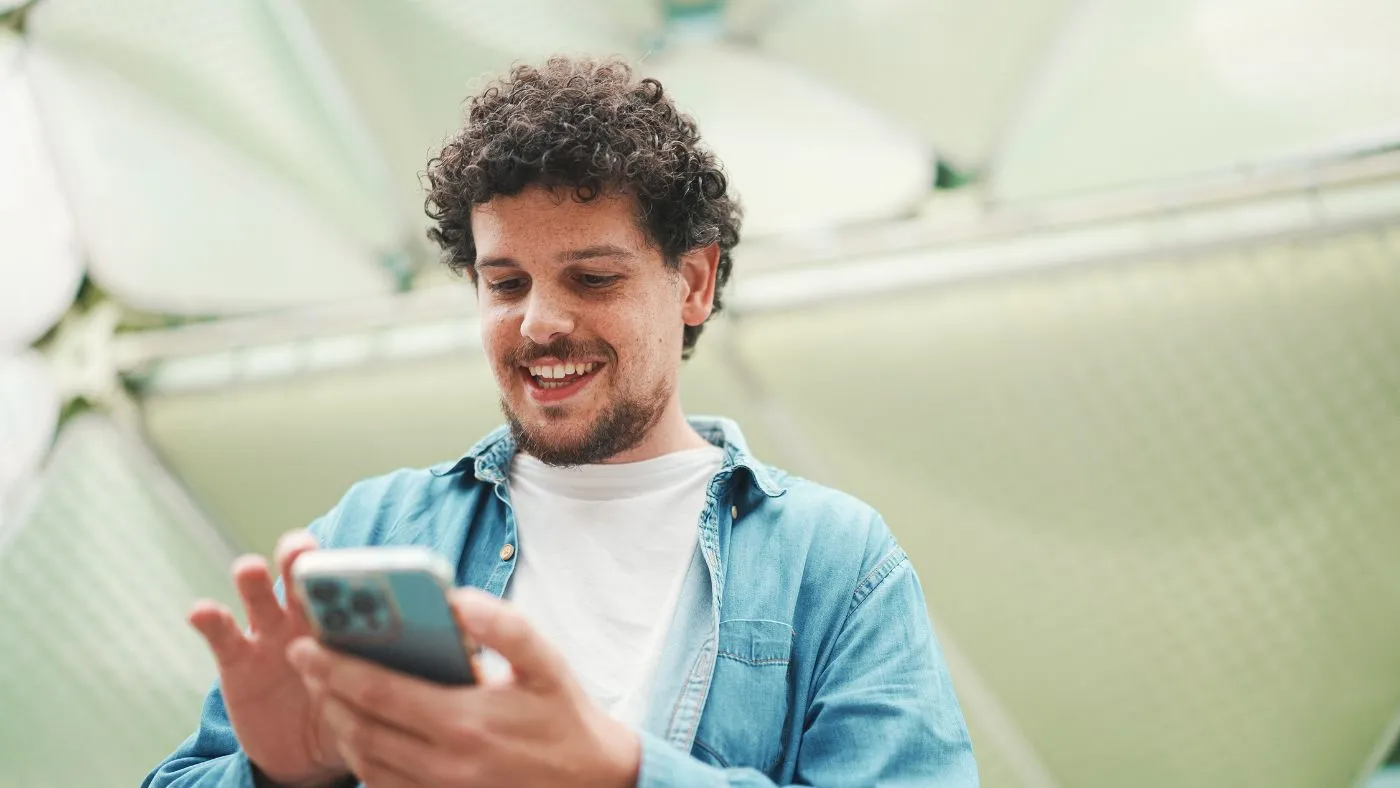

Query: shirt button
(499, 543), (515, 561)
(731, 505), (739, 520)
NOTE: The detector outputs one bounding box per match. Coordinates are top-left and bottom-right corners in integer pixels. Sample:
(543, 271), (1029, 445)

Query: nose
(519, 287), (574, 345)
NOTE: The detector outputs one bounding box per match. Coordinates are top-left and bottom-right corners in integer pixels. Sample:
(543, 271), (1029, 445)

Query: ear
(678, 243), (720, 327)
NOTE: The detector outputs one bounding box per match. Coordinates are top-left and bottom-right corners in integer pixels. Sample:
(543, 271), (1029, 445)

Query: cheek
(480, 314), (518, 367)
(481, 297), (521, 337)
(615, 313), (676, 376)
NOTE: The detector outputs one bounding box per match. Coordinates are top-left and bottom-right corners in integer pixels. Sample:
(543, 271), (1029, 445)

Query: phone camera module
(308, 580), (341, 604)
(322, 608), (350, 632)
(350, 589), (379, 616)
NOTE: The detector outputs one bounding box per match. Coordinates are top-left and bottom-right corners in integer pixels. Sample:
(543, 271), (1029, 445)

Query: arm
(636, 553), (978, 787)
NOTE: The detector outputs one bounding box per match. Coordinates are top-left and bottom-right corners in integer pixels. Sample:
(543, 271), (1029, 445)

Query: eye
(577, 273), (620, 289)
(487, 277), (526, 294)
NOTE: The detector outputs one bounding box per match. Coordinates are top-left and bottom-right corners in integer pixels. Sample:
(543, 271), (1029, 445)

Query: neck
(602, 394), (709, 464)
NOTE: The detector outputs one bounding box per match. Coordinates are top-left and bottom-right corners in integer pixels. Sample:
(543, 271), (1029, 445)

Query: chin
(523, 411), (591, 442)
(502, 392), (656, 467)
(512, 391), (593, 426)
(503, 398), (592, 448)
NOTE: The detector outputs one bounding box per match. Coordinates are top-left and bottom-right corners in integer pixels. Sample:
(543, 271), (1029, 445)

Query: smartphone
(291, 546), (476, 686)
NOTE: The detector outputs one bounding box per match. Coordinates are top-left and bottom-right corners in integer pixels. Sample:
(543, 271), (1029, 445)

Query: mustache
(506, 337), (613, 366)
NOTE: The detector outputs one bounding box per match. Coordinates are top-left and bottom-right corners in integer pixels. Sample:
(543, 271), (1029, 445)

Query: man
(146, 56), (977, 788)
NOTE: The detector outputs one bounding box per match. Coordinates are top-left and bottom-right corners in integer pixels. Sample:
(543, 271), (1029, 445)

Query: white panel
(23, 46), (391, 313)
(733, 225), (1400, 788)
(754, 0), (1076, 164)
(991, 0), (1400, 201)
(0, 351), (60, 507)
(399, 0), (637, 56)
(0, 33), (83, 351)
(0, 416), (236, 788)
(646, 43), (933, 237)
(28, 0), (402, 250)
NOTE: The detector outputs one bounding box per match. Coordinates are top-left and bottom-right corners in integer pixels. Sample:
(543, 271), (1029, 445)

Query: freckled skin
(471, 186), (721, 465)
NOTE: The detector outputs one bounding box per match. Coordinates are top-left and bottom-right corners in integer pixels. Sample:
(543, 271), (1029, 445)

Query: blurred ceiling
(0, 0), (1397, 335)
(3, 2), (1400, 786)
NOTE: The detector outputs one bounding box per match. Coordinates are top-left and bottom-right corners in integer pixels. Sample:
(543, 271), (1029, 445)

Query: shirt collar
(435, 415), (786, 498)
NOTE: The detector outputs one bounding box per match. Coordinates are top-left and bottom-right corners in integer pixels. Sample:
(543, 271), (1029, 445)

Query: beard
(499, 336), (670, 467)
(503, 391), (665, 467)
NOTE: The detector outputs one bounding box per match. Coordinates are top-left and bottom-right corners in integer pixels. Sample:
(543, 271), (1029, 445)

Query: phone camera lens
(322, 608), (349, 632)
(350, 590), (379, 616)
(309, 580), (340, 604)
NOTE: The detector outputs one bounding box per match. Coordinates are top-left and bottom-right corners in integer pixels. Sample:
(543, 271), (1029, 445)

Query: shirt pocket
(692, 619), (795, 775)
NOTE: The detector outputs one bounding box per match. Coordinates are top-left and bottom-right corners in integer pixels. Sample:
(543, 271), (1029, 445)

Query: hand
(286, 588), (641, 788)
(188, 531), (349, 787)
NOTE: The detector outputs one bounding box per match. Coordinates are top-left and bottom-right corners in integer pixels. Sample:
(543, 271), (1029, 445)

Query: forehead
(470, 187), (650, 258)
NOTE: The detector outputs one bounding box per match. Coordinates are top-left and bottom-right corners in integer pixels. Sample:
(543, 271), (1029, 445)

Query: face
(471, 187), (717, 466)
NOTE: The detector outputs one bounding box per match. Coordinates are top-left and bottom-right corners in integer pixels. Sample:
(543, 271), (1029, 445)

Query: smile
(518, 360), (604, 403)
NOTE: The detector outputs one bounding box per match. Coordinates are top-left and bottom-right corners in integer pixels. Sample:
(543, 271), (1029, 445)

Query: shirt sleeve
(140, 681), (258, 787)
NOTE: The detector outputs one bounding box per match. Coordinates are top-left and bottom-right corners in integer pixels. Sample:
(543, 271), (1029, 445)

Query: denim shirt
(145, 417), (978, 787)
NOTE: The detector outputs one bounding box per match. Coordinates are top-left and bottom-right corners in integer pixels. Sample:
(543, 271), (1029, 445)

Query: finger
(273, 530), (319, 622)
(321, 694), (435, 788)
(188, 600), (250, 664)
(451, 588), (568, 691)
(288, 637), (466, 743)
(232, 555), (284, 634)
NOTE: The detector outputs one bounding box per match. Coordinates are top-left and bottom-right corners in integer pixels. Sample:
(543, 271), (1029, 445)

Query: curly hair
(423, 56), (742, 359)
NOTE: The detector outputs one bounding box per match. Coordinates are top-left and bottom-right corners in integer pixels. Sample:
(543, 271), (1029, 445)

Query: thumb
(450, 587), (569, 691)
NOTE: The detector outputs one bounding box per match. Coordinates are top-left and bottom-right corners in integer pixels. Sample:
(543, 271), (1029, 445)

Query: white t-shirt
(502, 445), (723, 725)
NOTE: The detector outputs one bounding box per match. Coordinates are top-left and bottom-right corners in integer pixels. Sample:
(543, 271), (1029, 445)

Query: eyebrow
(474, 244), (636, 271)
(559, 244), (636, 263)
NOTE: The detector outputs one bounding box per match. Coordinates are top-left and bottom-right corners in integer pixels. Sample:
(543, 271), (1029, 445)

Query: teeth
(526, 362), (599, 380)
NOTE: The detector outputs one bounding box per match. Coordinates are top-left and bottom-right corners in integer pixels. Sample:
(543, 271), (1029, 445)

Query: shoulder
(311, 460), (486, 547)
(742, 465), (906, 602)
(761, 466), (895, 547)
